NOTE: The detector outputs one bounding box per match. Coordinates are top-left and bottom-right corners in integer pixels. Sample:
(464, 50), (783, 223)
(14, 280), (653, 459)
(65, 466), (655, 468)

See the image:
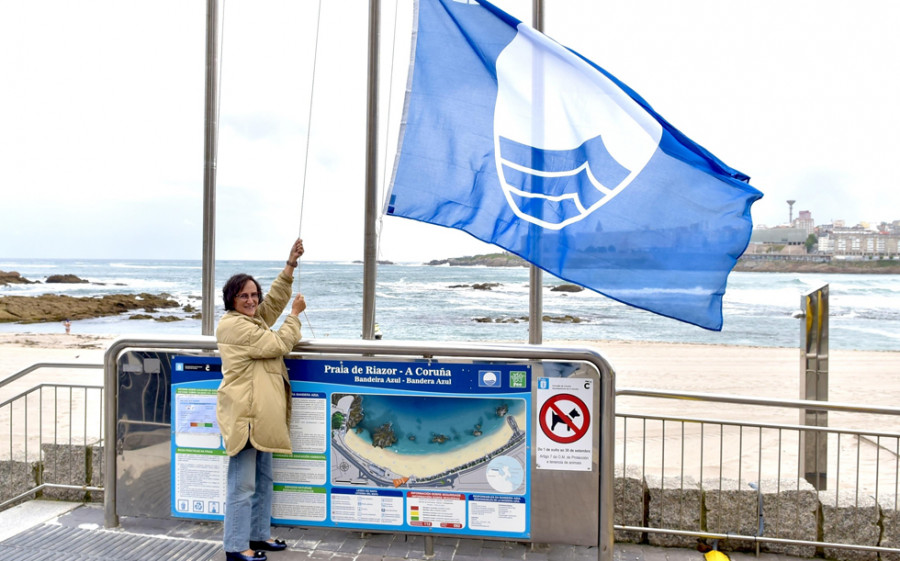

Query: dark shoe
(225, 551), (267, 561)
(249, 539), (287, 552)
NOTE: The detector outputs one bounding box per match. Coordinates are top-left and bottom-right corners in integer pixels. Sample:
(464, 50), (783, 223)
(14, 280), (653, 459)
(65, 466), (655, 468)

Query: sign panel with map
(171, 356), (532, 539)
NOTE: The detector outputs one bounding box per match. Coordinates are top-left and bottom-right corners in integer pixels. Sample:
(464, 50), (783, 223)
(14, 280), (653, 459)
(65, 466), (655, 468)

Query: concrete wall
(615, 467), (898, 561)
(0, 441), (103, 509)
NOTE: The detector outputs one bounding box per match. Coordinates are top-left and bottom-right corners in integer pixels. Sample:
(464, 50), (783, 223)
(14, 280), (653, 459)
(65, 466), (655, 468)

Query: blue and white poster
(171, 356), (532, 538)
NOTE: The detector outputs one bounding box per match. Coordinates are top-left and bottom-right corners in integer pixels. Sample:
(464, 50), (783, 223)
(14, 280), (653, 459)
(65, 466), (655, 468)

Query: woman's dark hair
(222, 274), (264, 311)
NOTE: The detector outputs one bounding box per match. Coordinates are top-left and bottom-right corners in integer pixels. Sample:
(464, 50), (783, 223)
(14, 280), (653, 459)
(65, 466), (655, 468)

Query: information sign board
(171, 356), (532, 538)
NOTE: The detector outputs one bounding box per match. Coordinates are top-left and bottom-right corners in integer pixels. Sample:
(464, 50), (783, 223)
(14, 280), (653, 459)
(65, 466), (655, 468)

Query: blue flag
(386, 0), (763, 330)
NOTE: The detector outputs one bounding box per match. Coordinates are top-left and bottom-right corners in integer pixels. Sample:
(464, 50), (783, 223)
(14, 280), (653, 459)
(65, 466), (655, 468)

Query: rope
(296, 0), (325, 338)
(376, 0), (404, 263)
(298, 0), (324, 240)
(217, 0), (226, 133)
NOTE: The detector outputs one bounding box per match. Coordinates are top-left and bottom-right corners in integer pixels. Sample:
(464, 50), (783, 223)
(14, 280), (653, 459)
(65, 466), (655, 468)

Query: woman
(216, 238), (307, 561)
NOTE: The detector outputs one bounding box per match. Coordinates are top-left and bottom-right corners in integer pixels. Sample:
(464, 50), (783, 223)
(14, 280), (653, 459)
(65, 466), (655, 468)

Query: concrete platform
(0, 500), (810, 561)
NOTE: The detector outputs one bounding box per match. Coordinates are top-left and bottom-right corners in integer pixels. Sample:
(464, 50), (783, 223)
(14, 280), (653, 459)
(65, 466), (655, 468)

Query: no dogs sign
(536, 377), (594, 471)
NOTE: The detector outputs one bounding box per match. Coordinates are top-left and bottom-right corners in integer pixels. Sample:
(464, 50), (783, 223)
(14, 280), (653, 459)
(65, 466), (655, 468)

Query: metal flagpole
(528, 0), (544, 345)
(362, 0), (380, 340)
(201, 0), (220, 336)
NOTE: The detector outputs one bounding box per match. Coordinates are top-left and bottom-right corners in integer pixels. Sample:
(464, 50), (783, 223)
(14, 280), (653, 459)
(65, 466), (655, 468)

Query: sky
(2, 0), (899, 263)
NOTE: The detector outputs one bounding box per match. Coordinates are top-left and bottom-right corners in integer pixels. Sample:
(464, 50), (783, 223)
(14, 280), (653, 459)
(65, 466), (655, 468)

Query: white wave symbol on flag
(494, 26), (664, 230)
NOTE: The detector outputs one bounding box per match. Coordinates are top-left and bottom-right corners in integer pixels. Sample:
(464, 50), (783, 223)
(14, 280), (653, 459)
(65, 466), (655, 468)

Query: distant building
(793, 210), (815, 234)
(818, 229), (900, 259)
(746, 227), (808, 255)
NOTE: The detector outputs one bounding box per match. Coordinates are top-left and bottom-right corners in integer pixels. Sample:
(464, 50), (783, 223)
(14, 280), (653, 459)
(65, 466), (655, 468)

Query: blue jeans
(224, 445), (274, 552)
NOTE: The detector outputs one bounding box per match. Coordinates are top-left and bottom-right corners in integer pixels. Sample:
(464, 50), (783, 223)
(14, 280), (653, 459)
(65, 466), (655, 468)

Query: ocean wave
(0, 262), (58, 269)
(109, 263), (201, 270)
(835, 324), (900, 341)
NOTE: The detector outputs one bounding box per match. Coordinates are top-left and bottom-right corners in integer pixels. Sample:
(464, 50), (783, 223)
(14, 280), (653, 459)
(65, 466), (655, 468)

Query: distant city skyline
(756, 200), (899, 230)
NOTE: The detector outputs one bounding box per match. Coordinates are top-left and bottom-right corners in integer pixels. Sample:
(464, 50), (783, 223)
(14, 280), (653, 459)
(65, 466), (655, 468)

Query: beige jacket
(216, 270), (301, 456)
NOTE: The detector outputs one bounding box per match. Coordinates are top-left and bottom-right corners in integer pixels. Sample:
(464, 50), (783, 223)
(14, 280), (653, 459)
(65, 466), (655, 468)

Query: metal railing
(614, 388), (900, 556)
(4, 354), (900, 559)
(0, 363), (104, 510)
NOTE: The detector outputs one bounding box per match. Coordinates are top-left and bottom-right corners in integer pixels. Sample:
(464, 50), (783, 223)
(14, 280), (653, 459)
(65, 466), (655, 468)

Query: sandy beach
(0, 333), (113, 401)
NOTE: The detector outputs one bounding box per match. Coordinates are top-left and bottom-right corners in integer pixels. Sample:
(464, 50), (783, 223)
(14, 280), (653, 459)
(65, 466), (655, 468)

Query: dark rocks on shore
(155, 315), (182, 322)
(475, 316), (527, 324)
(734, 258), (900, 274)
(551, 283), (584, 293)
(0, 293), (181, 324)
(449, 282), (502, 290)
(129, 313), (184, 322)
(474, 314), (584, 324)
(545, 314), (583, 323)
(427, 252), (526, 267)
(0, 271), (39, 285)
(1, 270), (96, 286)
(46, 274), (89, 284)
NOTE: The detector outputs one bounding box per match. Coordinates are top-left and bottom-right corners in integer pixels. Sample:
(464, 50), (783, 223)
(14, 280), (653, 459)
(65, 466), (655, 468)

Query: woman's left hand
(288, 239), (304, 264)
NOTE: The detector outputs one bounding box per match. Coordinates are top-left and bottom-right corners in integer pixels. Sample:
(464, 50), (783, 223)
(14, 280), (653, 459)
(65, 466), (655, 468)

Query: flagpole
(361, 0), (380, 340)
(528, 0), (544, 346)
(201, 0), (219, 337)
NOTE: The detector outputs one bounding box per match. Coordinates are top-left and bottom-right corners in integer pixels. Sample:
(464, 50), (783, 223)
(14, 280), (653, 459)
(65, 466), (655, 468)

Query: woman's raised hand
(291, 293), (307, 316)
(290, 239), (304, 261)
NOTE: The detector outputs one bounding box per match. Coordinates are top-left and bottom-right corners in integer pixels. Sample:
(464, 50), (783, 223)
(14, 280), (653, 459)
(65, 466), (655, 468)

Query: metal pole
(532, 0), (544, 32)
(528, 0), (544, 345)
(362, 0), (380, 340)
(799, 284), (829, 489)
(529, 266), (542, 344)
(201, 0), (220, 336)
(103, 348), (119, 527)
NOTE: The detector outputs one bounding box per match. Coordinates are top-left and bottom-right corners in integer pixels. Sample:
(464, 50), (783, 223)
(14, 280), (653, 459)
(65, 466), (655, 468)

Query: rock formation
(0, 293), (181, 323)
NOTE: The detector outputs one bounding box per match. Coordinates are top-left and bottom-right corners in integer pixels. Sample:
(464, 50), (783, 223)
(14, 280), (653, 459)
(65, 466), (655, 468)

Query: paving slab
(0, 500), (821, 561)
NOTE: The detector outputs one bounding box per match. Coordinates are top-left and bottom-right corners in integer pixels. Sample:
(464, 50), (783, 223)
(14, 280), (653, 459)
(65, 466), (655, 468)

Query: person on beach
(63, 319), (71, 335)
(216, 238), (307, 561)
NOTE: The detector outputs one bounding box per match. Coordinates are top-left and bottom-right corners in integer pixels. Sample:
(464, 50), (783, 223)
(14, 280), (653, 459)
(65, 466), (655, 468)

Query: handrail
(1, 382), (101, 409)
(616, 387), (900, 416)
(0, 362), (102, 390)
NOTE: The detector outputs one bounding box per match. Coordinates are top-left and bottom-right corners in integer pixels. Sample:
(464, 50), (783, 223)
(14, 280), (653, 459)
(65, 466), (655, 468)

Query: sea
(1, 258), (899, 352)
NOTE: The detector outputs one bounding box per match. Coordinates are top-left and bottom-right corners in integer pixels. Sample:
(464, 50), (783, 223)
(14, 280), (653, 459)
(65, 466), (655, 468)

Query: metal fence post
(798, 284), (829, 489)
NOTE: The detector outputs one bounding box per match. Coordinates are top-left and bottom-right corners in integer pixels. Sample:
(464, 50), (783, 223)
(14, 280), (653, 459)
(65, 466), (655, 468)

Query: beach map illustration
(330, 393), (527, 494)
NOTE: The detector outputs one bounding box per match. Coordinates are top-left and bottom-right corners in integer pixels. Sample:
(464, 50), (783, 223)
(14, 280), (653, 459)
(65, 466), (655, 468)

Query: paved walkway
(0, 500), (807, 561)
